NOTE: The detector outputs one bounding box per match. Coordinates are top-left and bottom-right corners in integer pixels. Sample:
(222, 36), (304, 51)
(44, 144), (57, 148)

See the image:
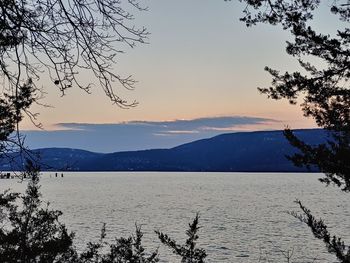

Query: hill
(0, 129), (329, 172)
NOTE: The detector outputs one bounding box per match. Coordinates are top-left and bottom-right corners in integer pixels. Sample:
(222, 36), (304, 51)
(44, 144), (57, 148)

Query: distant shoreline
(1, 129), (325, 173)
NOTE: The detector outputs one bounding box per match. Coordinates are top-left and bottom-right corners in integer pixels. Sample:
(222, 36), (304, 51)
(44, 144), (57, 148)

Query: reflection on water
(0, 172), (348, 262)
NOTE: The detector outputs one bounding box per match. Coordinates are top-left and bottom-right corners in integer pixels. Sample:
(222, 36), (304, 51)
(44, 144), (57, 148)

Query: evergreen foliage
(239, 0), (350, 191)
(0, 164), (161, 262)
(156, 213), (207, 263)
(77, 224), (159, 263)
(239, 1), (350, 262)
(291, 200), (350, 263)
(3, 0), (350, 261)
(0, 161), (75, 262)
(0, 163), (207, 262)
(0, 1), (208, 262)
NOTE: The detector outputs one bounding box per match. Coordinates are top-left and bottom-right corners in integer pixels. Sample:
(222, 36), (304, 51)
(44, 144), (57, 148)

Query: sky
(20, 0), (339, 152)
(23, 116), (281, 152)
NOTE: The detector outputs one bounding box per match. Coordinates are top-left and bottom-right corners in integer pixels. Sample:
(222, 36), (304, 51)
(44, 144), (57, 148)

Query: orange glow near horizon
(18, 0), (329, 133)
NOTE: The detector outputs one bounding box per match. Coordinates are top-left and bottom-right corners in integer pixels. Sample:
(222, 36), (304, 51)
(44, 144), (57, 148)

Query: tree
(0, 1), (163, 261)
(238, 0), (350, 190)
(76, 223), (159, 263)
(0, 0), (148, 166)
(238, 0), (350, 262)
(0, 161), (160, 262)
(156, 213), (207, 263)
(0, 161), (76, 262)
(1, 0), (147, 107)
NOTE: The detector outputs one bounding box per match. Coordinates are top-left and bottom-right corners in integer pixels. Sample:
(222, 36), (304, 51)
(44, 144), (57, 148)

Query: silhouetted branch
(1, 0), (148, 108)
(291, 200), (350, 263)
(156, 213), (207, 263)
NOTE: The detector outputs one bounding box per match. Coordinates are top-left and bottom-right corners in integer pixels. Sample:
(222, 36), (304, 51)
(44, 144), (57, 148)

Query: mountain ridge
(0, 129), (328, 172)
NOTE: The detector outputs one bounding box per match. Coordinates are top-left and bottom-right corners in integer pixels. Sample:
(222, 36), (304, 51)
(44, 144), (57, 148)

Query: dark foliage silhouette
(75, 223), (159, 263)
(238, 0), (350, 190)
(284, 129), (350, 191)
(0, 161), (75, 262)
(0, 0), (148, 168)
(238, 1), (350, 262)
(0, 162), (160, 262)
(1, 0), (147, 108)
(0, 80), (35, 156)
(291, 200), (350, 263)
(156, 213), (207, 263)
(0, 168), (209, 262)
(0, 2), (204, 262)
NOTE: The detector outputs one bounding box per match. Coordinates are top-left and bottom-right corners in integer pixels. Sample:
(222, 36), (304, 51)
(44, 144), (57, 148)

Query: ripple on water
(0, 172), (348, 263)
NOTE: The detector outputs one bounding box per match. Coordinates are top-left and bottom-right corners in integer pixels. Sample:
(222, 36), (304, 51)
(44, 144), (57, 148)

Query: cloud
(23, 116), (279, 153)
(161, 130), (200, 134)
(57, 116), (277, 132)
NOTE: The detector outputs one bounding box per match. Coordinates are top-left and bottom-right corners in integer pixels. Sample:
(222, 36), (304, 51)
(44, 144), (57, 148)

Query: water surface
(0, 172), (348, 262)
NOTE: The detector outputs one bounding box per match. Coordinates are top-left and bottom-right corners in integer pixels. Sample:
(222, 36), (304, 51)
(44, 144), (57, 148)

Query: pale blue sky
(21, 0), (341, 150)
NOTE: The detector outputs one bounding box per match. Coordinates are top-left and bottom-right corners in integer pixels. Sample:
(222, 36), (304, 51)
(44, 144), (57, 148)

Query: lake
(0, 172), (348, 262)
